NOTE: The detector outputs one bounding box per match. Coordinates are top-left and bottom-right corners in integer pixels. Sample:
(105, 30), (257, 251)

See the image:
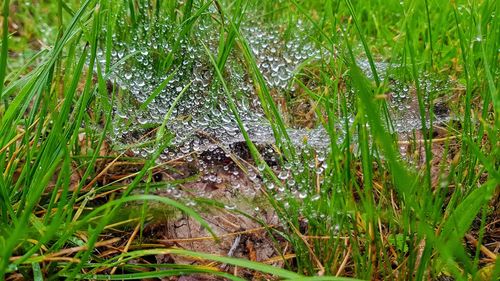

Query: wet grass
(0, 0), (499, 280)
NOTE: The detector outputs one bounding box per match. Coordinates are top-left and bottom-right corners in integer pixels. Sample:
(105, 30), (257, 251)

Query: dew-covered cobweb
(95, 8), (452, 209)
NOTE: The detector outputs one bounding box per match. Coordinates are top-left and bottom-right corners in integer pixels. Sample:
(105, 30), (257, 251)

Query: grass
(0, 0), (498, 280)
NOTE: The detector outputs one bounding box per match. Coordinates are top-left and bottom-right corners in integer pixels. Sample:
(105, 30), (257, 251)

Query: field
(0, 0), (499, 280)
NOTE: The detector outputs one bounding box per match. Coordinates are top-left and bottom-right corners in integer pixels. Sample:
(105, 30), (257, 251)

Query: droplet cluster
(243, 21), (323, 90)
(100, 14), (330, 162)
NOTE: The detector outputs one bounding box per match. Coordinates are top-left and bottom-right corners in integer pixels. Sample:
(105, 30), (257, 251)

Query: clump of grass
(0, 0), (498, 280)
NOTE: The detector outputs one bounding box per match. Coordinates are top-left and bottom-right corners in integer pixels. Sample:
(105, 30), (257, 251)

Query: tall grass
(0, 0), (498, 280)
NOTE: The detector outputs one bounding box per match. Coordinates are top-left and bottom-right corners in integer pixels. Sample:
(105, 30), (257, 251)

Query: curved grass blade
(140, 67), (179, 111)
(74, 268), (246, 281)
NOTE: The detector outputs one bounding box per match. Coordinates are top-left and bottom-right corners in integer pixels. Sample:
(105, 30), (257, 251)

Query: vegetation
(0, 0), (498, 280)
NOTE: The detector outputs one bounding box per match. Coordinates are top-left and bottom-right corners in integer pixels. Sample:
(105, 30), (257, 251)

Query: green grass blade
(0, 0), (10, 101)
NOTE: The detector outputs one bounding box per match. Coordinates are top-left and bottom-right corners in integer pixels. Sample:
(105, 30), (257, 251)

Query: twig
(397, 135), (460, 145)
(157, 226), (271, 243)
(465, 233), (497, 261)
(9, 238), (121, 262)
(336, 244), (351, 277)
(110, 223), (141, 274)
(227, 235), (241, 257)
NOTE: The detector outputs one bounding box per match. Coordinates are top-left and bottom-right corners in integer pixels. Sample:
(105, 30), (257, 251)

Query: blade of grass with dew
(104, 1), (120, 73)
(155, 81), (191, 143)
(289, 0), (335, 53)
(343, 0), (380, 86)
(222, 5), (297, 160)
(160, 0), (213, 73)
(348, 59), (417, 205)
(140, 67), (179, 111)
(405, 19), (433, 200)
(138, 78), (192, 239)
(214, 0), (245, 71)
(201, 40), (280, 185)
(342, 0), (396, 133)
